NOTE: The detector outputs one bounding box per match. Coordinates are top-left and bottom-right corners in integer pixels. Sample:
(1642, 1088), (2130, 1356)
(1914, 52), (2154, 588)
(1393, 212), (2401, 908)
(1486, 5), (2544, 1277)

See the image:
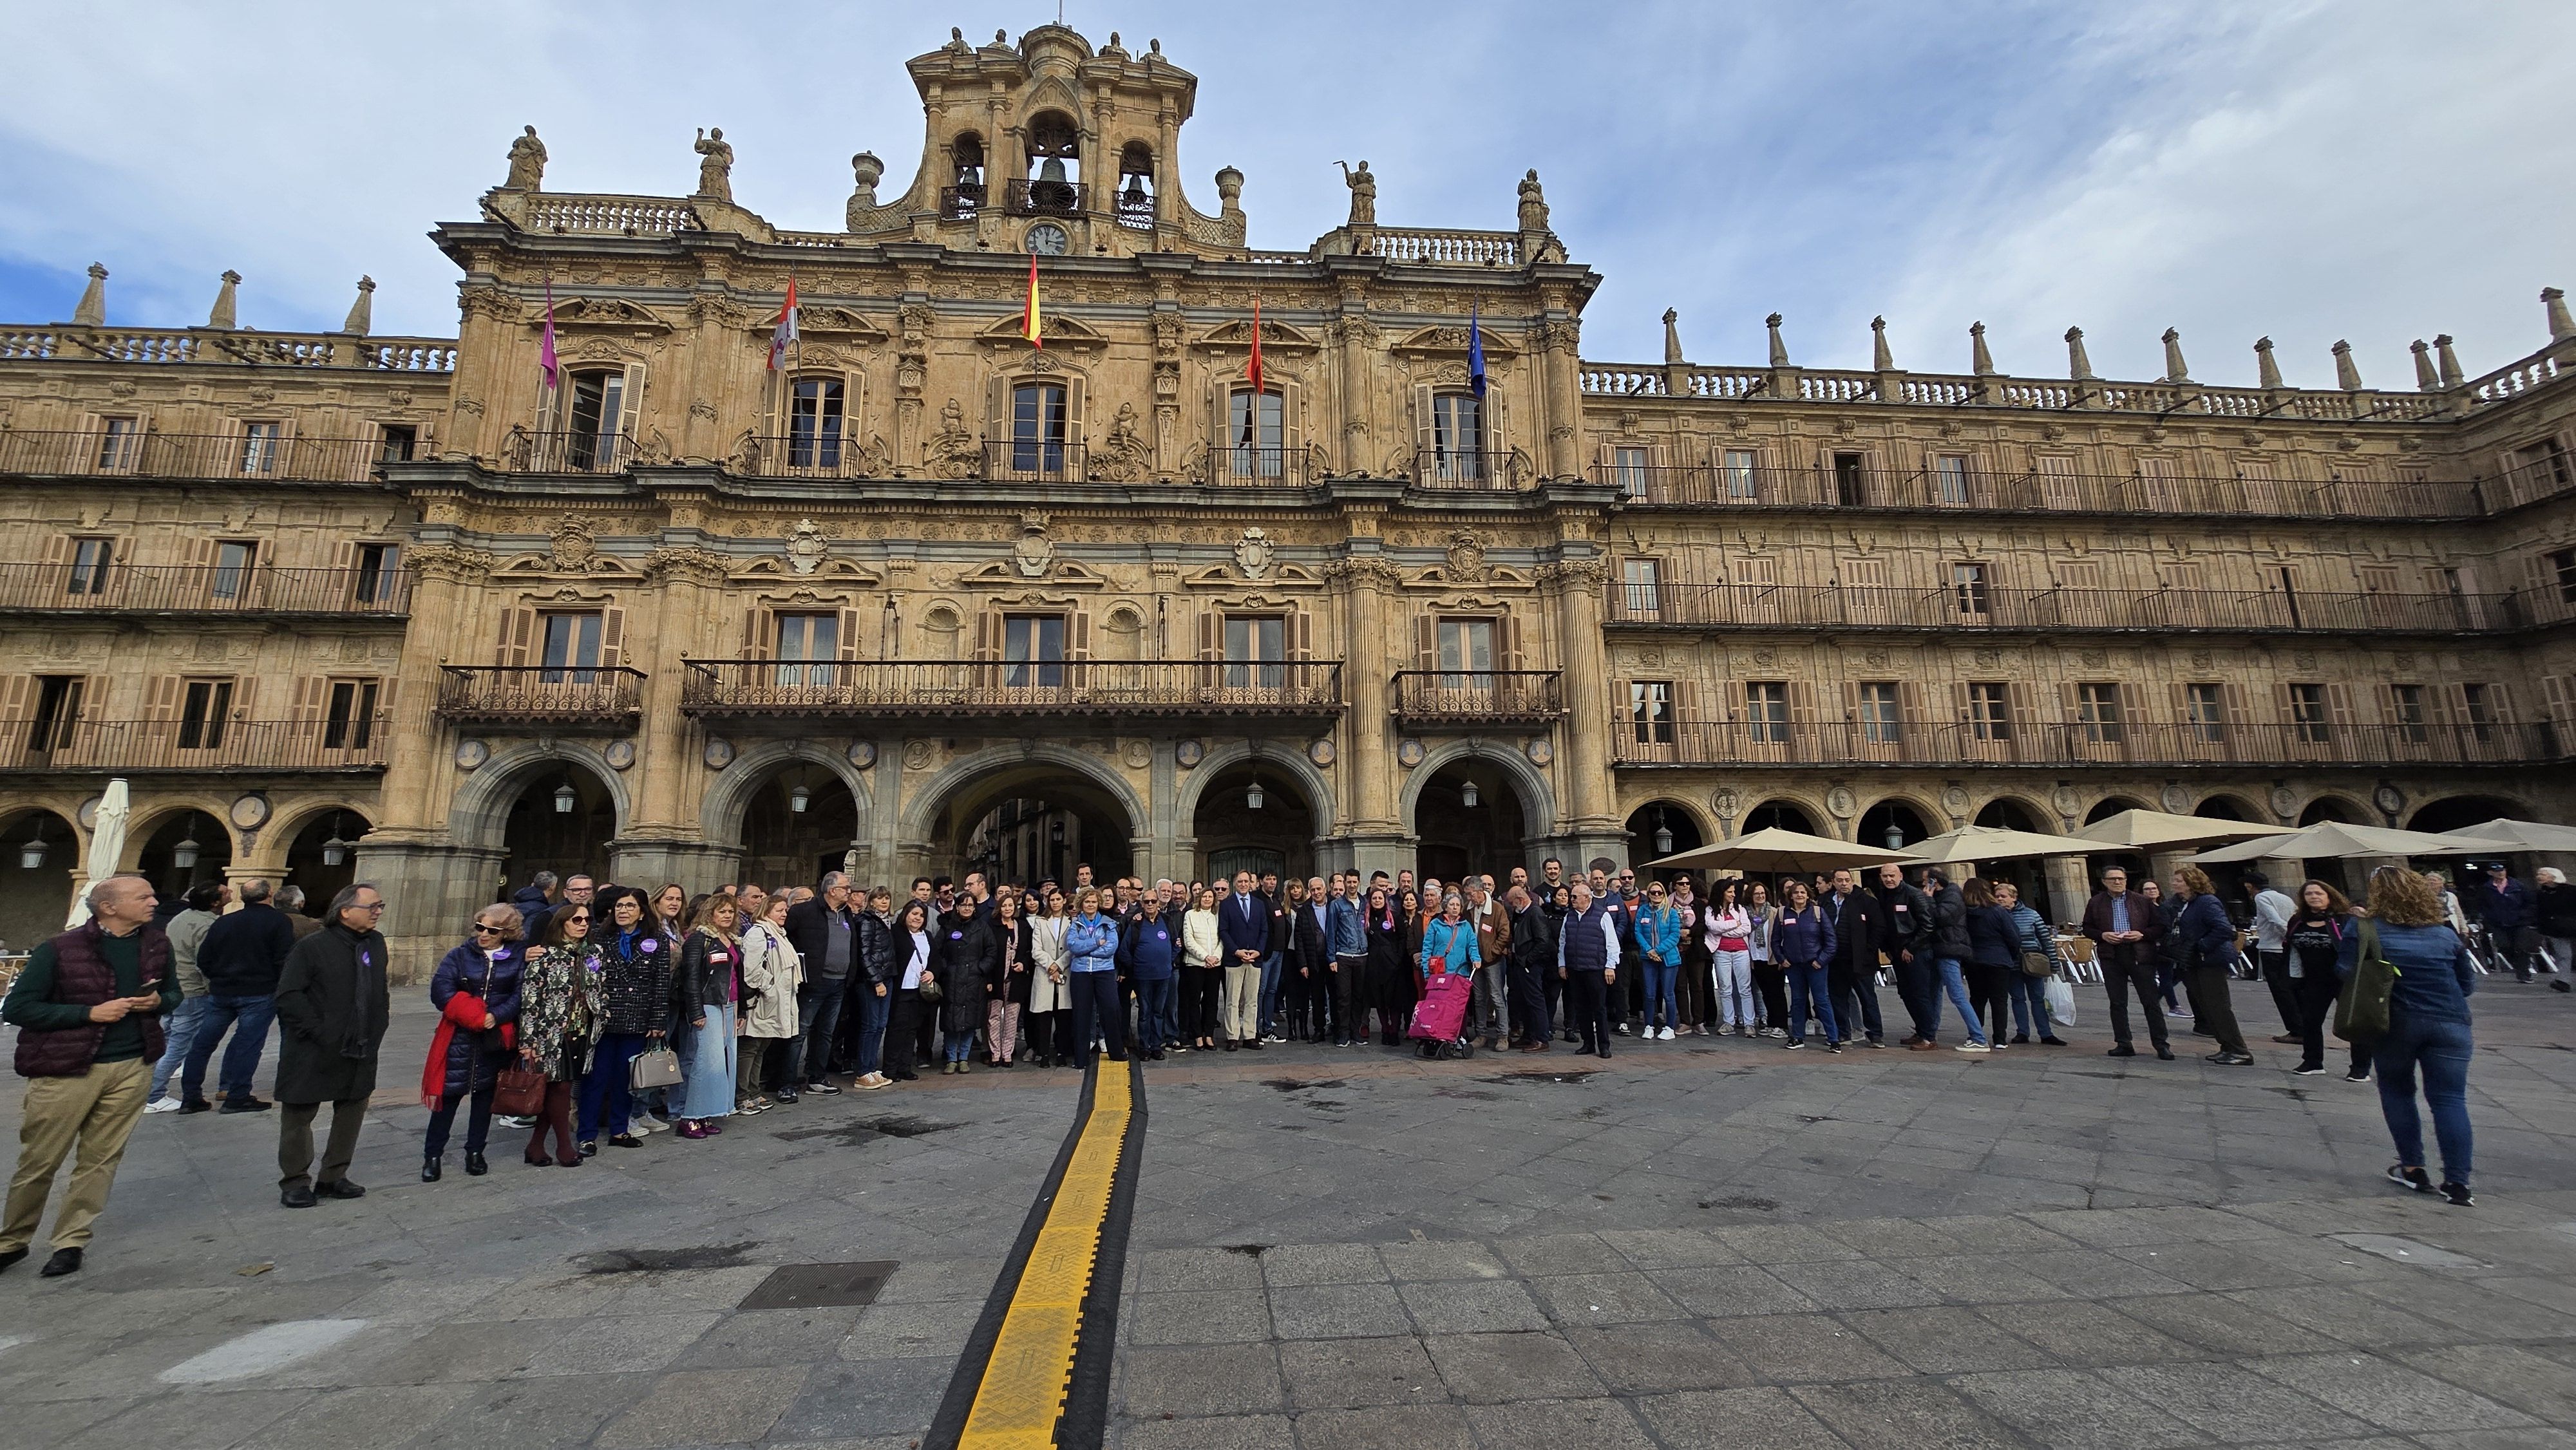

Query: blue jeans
(1787, 963), (1838, 1043)
(150, 994), (213, 1101)
(180, 993), (276, 1104)
(1642, 958), (1678, 1030)
(578, 1031), (649, 1142)
(2374, 1015), (2473, 1185)
(1258, 953), (1284, 1037)
(851, 983), (889, 1077)
(1134, 977), (1174, 1054)
(943, 1026), (976, 1064)
(2009, 972), (2054, 1039)
(1934, 959), (1985, 1044)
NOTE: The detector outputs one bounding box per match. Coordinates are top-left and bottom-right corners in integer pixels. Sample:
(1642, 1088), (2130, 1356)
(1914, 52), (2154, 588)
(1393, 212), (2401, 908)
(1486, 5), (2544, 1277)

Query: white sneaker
(1770, 1027), (1788, 1039)
(145, 1097), (182, 1114)
(1656, 1027), (1674, 1040)
(631, 1116), (661, 1136)
(1957, 1040), (1991, 1053)
(495, 1115), (535, 1129)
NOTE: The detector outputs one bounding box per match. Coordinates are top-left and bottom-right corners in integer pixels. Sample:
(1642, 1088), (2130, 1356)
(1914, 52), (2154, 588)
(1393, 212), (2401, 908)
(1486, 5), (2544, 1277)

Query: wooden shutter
(2007, 682), (2037, 755)
(3, 673), (31, 722)
(1209, 382), (1231, 455)
(598, 607), (627, 668)
(1788, 680), (1818, 759)
(2488, 682), (2516, 722)
(497, 606), (535, 666)
(2325, 682), (2354, 729)
(1068, 607), (1093, 659)
(1413, 614), (1437, 672)
(1062, 373), (1086, 446)
(1951, 681), (1973, 726)
(1412, 384), (1436, 474)
(2169, 682), (2193, 732)
(1484, 379), (1508, 462)
(2541, 675), (2574, 735)
(743, 606), (770, 657)
(1897, 680), (1924, 760)
(182, 536), (214, 567)
(39, 534), (68, 566)
(2274, 682), (2298, 726)
(230, 676), (258, 719)
(1499, 613), (1524, 672)
(620, 362), (649, 444)
(1195, 610), (1220, 661)
(143, 675), (180, 724)
(987, 375), (1013, 449)
(290, 677), (325, 728)
(1280, 375), (1305, 460)
(972, 608), (1001, 661)
(1291, 607), (1314, 659)
(2058, 681), (2079, 726)
(838, 607), (863, 661)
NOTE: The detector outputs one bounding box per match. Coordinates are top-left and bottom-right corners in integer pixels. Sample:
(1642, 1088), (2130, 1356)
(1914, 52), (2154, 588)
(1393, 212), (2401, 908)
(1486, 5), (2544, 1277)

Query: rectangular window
(352, 543), (399, 605)
(1832, 451), (1866, 506)
(96, 416), (140, 471)
(239, 421), (284, 476)
(66, 537), (113, 597)
(377, 423), (417, 463)
(211, 540), (256, 601)
(2391, 683), (2428, 742)
(2519, 437), (2573, 489)
(1432, 393), (1484, 480)
(1933, 454), (1971, 504)
(1746, 681), (1790, 744)
(2548, 547), (2576, 604)
(27, 675), (84, 754)
(2462, 683), (2496, 740)
(1224, 614), (1285, 689)
(178, 678), (233, 751)
(1628, 680), (1672, 745)
(1859, 682), (1902, 744)
(540, 611), (603, 684)
(1003, 613), (1065, 688)
(2288, 683), (2329, 744)
(1721, 447), (1759, 499)
(2355, 565), (2398, 595)
(1435, 617), (1493, 688)
(1967, 682), (2010, 741)
(1227, 389), (1284, 478)
(2187, 683), (2226, 742)
(1010, 382), (1069, 475)
(1621, 558), (1661, 617)
(788, 377), (845, 469)
(775, 612), (840, 687)
(2034, 453), (2079, 508)
(567, 370), (625, 469)
(2077, 683), (2125, 744)
(323, 679), (379, 751)
(1951, 561), (1990, 616)
(1612, 446), (1649, 500)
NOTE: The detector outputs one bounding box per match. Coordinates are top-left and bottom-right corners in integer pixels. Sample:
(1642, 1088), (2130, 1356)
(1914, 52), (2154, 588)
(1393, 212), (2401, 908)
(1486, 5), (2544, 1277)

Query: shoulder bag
(2333, 918), (2397, 1044)
(629, 1044), (683, 1089)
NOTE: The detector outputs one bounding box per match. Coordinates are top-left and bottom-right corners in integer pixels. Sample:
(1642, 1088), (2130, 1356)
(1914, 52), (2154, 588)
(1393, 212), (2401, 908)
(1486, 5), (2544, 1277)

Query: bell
(1039, 156), (1068, 184)
(1124, 177), (1147, 205)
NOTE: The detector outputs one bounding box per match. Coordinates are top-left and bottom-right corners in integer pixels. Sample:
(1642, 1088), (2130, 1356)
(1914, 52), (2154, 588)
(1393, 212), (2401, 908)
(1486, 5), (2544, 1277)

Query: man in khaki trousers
(2, 874), (175, 1278)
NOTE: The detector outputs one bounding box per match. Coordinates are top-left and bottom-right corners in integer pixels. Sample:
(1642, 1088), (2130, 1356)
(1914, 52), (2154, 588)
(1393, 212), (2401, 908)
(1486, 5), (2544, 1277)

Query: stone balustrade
(1363, 228), (1521, 267)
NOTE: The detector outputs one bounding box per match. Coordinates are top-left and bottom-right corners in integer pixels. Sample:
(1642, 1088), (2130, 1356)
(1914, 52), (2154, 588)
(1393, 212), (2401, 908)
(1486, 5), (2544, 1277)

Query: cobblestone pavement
(2, 975), (2572, 1449)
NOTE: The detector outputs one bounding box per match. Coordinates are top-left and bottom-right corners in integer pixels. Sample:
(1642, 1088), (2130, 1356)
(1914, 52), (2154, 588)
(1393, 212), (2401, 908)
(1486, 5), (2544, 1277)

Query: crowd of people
(0, 850), (2558, 1279)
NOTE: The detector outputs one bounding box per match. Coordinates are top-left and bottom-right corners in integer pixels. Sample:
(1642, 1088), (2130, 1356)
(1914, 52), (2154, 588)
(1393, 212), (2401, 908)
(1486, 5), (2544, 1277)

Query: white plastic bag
(2045, 974), (2077, 1028)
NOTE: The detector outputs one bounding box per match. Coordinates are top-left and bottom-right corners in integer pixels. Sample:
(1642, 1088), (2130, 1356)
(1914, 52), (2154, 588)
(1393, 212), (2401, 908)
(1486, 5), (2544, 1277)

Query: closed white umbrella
(66, 778), (129, 928)
(2190, 820), (2516, 865)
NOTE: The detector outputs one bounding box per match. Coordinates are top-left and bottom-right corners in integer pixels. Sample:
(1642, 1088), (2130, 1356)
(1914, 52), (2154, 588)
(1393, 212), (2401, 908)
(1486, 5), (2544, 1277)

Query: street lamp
(1884, 822), (1905, 850)
(17, 826), (46, 869)
(1246, 781), (1264, 810)
(1653, 807), (1674, 856)
(1461, 779), (1480, 809)
(790, 784), (811, 813)
(171, 833), (201, 870)
(321, 813), (350, 867)
(553, 782), (577, 814)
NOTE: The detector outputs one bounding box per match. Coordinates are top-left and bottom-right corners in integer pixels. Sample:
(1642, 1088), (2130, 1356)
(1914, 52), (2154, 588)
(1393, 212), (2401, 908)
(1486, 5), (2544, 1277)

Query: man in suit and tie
(1218, 871), (1270, 1050)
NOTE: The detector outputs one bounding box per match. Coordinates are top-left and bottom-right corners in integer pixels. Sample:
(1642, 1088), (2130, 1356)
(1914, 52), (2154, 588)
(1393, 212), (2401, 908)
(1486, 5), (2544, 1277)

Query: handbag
(917, 971), (942, 1003)
(2334, 918), (2396, 1044)
(2020, 949), (2054, 978)
(629, 1046), (682, 1090)
(493, 1064), (547, 1116)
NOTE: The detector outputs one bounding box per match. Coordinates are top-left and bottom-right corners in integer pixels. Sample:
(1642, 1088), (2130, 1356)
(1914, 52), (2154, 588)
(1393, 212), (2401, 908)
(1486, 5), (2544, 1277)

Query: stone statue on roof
(694, 127), (734, 202)
(1518, 169), (1549, 233)
(1337, 160), (1376, 229)
(504, 126), (546, 191)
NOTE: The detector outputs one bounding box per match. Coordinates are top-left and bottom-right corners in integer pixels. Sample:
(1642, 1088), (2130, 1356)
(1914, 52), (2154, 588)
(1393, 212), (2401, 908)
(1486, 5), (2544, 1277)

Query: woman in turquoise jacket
(1632, 883), (1683, 1039)
(1418, 892), (1482, 981)
(1063, 887), (1124, 1064)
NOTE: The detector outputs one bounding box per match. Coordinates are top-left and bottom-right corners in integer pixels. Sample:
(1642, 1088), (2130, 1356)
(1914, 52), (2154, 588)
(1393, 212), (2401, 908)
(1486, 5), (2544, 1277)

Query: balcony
(738, 432), (876, 480)
(1199, 445), (1320, 487)
(980, 440), (1090, 484)
(0, 563), (409, 618)
(1414, 447), (1527, 492)
(938, 184), (985, 220)
(1392, 670), (1566, 730)
(504, 428), (634, 474)
(0, 429), (390, 483)
(679, 659), (1345, 722)
(436, 666), (646, 726)
(1000, 178), (1087, 218)
(0, 717), (388, 773)
(1605, 582), (2555, 636)
(1593, 460), (2485, 521)
(1612, 719), (2562, 769)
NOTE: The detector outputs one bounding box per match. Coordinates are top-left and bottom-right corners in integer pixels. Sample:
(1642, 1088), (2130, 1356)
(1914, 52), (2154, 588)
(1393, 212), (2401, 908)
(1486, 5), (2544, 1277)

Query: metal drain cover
(737, 1260), (899, 1310)
(2326, 1234), (2486, 1269)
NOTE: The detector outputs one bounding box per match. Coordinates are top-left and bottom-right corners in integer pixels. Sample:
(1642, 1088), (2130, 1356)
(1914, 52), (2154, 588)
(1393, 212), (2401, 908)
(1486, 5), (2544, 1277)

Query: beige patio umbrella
(2450, 818), (2576, 852)
(1901, 824), (2099, 865)
(2072, 809), (2297, 851)
(66, 778), (129, 928)
(1647, 826), (1920, 876)
(2189, 821), (2515, 865)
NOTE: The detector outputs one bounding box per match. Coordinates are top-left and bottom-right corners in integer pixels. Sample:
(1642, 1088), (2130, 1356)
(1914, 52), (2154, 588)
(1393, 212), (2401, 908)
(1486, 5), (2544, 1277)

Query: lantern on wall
(321, 814), (350, 867)
(1461, 779), (1480, 809)
(171, 833), (202, 870)
(790, 784), (811, 813)
(1246, 781), (1264, 810)
(553, 782), (577, 814)
(1653, 807), (1674, 857)
(17, 826), (46, 870)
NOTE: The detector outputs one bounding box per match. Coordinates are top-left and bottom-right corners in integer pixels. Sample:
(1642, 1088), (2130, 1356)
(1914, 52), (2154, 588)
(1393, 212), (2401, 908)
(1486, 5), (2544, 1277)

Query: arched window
(1023, 113), (1081, 216)
(1115, 143), (1155, 229)
(945, 133), (985, 218)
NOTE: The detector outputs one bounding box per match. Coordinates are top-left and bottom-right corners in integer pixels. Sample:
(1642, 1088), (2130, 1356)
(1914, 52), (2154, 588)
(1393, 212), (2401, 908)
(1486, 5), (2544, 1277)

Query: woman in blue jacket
(1063, 887), (1124, 1065)
(1773, 880), (1839, 1051)
(2172, 867), (2251, 1064)
(1631, 883), (1683, 1040)
(2339, 865), (2479, 1206)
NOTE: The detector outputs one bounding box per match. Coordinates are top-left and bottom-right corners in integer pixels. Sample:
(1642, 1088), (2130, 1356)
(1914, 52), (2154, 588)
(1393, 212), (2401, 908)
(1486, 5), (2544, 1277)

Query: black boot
(421, 1155), (442, 1183)
(464, 1151), (489, 1176)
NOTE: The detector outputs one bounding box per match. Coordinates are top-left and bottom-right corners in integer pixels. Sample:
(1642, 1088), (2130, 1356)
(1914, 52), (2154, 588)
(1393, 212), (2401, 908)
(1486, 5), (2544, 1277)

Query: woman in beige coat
(1025, 885), (1073, 1068)
(735, 894), (803, 1113)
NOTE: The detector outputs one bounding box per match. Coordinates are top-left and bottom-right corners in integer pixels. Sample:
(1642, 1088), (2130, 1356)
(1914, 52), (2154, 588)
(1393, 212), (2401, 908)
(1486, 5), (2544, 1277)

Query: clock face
(1027, 223), (1070, 256)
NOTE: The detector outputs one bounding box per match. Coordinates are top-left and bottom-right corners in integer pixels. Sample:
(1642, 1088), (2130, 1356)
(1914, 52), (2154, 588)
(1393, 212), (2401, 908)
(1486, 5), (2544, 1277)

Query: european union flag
(1468, 301), (1488, 398)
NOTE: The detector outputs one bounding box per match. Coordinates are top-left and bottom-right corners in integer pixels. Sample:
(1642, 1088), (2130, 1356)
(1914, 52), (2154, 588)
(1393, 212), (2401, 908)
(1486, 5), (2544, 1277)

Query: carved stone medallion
(2160, 783), (2193, 814)
(1396, 739), (1426, 769)
(604, 739), (638, 771)
(1235, 527), (1275, 580)
(786, 519), (829, 576)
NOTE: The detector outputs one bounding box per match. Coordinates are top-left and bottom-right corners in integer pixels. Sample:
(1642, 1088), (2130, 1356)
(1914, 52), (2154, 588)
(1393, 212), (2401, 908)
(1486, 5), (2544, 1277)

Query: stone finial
(1871, 315), (1895, 372)
(1661, 308), (1684, 365)
(2161, 327), (2190, 384)
(2411, 339), (2439, 391)
(1969, 321), (1994, 377)
(207, 270), (242, 330)
(2064, 325), (2094, 381)
(2331, 339), (2363, 391)
(1765, 312), (1789, 368)
(2434, 334), (2465, 388)
(71, 262), (108, 326)
(341, 276), (375, 335)
(2546, 287), (2575, 341)
(2254, 335), (2282, 390)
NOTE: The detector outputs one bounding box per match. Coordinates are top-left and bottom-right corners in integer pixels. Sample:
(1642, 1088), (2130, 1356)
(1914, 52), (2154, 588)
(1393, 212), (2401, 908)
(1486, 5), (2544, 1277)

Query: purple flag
(540, 279), (560, 388)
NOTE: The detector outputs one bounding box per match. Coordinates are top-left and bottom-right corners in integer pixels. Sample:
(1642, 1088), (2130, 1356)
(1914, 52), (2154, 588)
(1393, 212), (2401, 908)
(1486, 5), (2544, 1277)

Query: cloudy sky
(3, 1), (2566, 388)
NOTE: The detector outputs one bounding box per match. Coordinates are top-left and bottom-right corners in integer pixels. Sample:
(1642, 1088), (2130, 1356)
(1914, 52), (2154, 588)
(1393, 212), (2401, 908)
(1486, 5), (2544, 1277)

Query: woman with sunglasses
(519, 902), (604, 1167)
(420, 903), (527, 1181)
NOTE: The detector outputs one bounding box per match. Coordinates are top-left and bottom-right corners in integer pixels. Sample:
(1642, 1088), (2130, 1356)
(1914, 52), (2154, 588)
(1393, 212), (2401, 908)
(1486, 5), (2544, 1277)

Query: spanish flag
(1022, 253), (1043, 348)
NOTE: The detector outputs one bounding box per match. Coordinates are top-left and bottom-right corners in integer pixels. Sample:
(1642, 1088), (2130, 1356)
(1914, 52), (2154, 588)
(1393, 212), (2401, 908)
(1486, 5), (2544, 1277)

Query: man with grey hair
(275, 884), (391, 1208)
(145, 880), (230, 1113)
(786, 871), (855, 1093)
(3, 874), (174, 1276)
(276, 884), (322, 940)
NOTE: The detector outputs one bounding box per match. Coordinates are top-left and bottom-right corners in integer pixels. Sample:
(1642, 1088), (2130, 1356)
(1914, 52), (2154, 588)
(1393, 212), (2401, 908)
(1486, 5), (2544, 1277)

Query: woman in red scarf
(420, 903), (524, 1181)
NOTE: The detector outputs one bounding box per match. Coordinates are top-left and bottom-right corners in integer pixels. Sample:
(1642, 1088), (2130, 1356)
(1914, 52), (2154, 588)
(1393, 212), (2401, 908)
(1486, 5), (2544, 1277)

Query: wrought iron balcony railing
(0, 717), (389, 773)
(680, 659), (1345, 720)
(436, 666), (647, 724)
(504, 428), (634, 474)
(737, 431), (877, 478)
(0, 429), (390, 483)
(0, 562), (410, 617)
(1000, 178), (1088, 218)
(1414, 447), (1527, 491)
(980, 440), (1090, 484)
(1593, 460), (2486, 520)
(1604, 582), (2562, 635)
(1391, 670), (1566, 728)
(1199, 445), (1319, 487)
(1612, 719), (2562, 769)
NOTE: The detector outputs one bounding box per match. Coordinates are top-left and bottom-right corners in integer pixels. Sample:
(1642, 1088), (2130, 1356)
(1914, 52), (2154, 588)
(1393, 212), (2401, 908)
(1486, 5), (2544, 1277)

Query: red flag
(1247, 296), (1264, 399)
(766, 276), (799, 371)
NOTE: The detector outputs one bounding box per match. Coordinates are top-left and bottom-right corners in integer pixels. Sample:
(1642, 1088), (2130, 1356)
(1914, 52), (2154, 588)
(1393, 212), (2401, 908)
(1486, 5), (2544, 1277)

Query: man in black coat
(184, 878), (298, 1112)
(1871, 864), (1935, 1046)
(274, 883), (392, 1207)
(784, 872), (857, 1092)
(1506, 883), (1559, 1050)
(1824, 869), (1887, 1048)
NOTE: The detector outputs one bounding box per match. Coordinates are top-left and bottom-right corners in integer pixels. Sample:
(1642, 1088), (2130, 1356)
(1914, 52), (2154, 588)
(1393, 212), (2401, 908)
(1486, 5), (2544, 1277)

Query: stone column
(1539, 317), (1582, 479)
(1336, 555), (1404, 844)
(1549, 558), (1618, 862)
(2043, 854), (2092, 925)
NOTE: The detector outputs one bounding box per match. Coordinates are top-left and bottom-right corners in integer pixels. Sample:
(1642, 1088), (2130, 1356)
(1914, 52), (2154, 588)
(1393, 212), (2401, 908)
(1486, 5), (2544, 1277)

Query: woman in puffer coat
(736, 892), (802, 1113)
(420, 902), (526, 1182)
(928, 894), (1002, 1073)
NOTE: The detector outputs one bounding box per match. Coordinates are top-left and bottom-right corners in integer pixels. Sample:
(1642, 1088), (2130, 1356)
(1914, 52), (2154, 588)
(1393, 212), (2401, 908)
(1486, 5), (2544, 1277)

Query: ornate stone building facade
(1, 23), (2571, 963)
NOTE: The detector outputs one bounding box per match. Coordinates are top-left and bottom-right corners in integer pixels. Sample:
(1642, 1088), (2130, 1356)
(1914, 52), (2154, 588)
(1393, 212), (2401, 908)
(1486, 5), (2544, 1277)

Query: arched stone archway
(1743, 798), (1820, 835)
(1191, 758), (1321, 885)
(900, 743), (1147, 885)
(702, 742), (874, 892)
(447, 741), (635, 849)
(1857, 796), (1936, 852)
(129, 807), (233, 905)
(699, 740), (875, 850)
(1400, 741), (1555, 883)
(1975, 796), (2050, 834)
(281, 807), (372, 919)
(1396, 741), (1557, 843)
(2407, 793), (2530, 834)
(0, 807), (79, 945)
(1624, 798), (1708, 876)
